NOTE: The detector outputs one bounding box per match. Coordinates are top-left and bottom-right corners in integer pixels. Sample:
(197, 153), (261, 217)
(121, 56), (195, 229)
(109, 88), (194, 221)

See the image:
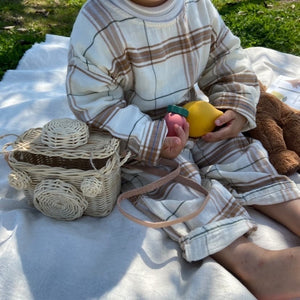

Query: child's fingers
(161, 136), (181, 159)
(215, 110), (233, 127)
(174, 124), (184, 139)
(183, 121), (190, 136)
(161, 122), (190, 159)
(202, 126), (230, 142)
(174, 122), (189, 143)
(203, 110), (247, 142)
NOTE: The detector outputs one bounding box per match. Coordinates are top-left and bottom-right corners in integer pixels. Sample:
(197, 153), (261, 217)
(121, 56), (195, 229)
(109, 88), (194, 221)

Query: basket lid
(11, 125), (120, 160)
(41, 118), (89, 149)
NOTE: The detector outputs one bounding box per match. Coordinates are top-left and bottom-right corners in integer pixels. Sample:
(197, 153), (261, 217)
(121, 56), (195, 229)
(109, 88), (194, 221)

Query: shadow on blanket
(0, 35), (299, 300)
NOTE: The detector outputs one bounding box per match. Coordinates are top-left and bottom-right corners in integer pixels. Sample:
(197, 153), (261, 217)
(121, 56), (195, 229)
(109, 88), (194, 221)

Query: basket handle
(117, 158), (210, 228)
(119, 151), (132, 166)
(0, 134), (19, 160)
(0, 133), (19, 141)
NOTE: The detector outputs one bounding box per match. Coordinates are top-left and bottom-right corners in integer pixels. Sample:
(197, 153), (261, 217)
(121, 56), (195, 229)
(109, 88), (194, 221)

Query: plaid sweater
(66, 0), (259, 165)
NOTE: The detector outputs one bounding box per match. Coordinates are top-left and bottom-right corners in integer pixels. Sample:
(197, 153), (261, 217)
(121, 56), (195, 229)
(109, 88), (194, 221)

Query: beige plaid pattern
(66, 1), (300, 261)
(122, 136), (300, 261)
(67, 0), (259, 165)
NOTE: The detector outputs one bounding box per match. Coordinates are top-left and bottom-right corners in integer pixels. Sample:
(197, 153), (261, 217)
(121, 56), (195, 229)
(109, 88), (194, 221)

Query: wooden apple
(164, 105), (189, 137)
(164, 113), (186, 136)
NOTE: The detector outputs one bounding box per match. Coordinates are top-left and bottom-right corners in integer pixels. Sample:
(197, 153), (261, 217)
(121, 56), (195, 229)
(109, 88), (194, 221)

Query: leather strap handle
(117, 159), (209, 228)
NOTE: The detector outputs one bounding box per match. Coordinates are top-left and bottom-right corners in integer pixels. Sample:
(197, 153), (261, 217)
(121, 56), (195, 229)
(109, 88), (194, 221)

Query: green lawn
(0, 0), (299, 80)
(0, 0), (85, 79)
(213, 0), (300, 54)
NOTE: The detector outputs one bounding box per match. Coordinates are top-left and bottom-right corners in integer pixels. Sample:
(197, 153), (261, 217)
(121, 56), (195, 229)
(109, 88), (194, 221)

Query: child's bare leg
(212, 236), (300, 299)
(254, 199), (300, 236)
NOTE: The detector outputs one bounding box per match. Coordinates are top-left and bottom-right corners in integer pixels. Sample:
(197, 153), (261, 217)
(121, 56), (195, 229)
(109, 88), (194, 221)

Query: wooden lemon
(183, 101), (223, 137)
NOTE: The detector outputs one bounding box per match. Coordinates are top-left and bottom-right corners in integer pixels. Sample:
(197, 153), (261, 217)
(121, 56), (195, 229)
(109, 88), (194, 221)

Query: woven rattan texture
(41, 118), (89, 149)
(12, 127), (119, 159)
(6, 120), (126, 220)
(34, 179), (88, 221)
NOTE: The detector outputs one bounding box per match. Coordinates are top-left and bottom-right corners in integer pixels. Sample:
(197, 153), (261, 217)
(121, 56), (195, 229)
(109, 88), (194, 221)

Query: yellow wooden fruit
(183, 101), (223, 137)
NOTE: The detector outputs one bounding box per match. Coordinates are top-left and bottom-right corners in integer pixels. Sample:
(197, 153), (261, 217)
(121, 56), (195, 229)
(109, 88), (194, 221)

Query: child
(66, 0), (300, 298)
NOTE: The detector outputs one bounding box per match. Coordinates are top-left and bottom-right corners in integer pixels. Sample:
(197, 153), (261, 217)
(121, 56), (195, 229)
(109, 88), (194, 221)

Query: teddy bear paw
(269, 150), (300, 176)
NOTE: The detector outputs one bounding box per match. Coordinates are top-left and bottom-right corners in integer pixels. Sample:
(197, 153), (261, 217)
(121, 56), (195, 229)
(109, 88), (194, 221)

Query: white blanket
(0, 35), (299, 300)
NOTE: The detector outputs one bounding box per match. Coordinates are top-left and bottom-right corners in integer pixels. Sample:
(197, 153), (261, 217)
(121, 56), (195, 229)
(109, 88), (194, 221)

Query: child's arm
(198, 0), (260, 136)
(66, 33), (167, 165)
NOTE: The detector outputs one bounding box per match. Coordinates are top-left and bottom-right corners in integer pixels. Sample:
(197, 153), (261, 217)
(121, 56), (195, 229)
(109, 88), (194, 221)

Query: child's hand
(201, 110), (247, 142)
(160, 122), (189, 159)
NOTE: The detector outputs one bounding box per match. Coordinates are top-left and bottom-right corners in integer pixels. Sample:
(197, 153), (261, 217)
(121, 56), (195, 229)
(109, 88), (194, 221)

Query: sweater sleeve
(198, 0), (260, 131)
(66, 14), (167, 165)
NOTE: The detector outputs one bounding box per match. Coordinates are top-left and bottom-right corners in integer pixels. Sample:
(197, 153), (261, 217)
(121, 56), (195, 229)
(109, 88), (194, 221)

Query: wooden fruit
(164, 113), (186, 136)
(183, 101), (223, 137)
(164, 105), (189, 137)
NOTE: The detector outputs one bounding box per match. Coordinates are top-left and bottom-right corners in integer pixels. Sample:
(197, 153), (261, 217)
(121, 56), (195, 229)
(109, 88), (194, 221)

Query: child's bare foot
(212, 237), (300, 299)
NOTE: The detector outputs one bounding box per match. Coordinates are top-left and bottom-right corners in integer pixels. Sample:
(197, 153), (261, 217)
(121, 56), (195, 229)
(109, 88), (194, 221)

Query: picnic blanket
(0, 34), (299, 300)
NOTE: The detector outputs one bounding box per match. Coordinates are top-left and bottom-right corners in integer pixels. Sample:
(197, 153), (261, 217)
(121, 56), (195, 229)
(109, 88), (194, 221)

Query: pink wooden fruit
(164, 113), (186, 136)
(164, 105), (189, 137)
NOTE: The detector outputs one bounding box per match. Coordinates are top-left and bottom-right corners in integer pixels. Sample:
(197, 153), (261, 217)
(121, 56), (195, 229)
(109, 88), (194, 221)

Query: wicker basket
(3, 118), (130, 221)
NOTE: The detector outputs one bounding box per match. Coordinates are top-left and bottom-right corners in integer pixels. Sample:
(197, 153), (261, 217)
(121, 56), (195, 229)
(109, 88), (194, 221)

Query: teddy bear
(248, 82), (300, 175)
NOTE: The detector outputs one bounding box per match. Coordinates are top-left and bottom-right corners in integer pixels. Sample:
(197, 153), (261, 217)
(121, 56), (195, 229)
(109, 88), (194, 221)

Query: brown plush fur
(249, 83), (300, 175)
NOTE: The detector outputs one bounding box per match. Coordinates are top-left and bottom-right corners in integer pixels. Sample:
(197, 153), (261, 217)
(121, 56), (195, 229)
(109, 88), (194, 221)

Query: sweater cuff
(214, 96), (257, 132)
(129, 119), (167, 166)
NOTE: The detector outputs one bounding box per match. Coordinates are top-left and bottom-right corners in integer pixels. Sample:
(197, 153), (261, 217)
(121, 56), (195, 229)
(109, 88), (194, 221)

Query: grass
(213, 0), (300, 55)
(0, 0), (299, 80)
(0, 0), (85, 79)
